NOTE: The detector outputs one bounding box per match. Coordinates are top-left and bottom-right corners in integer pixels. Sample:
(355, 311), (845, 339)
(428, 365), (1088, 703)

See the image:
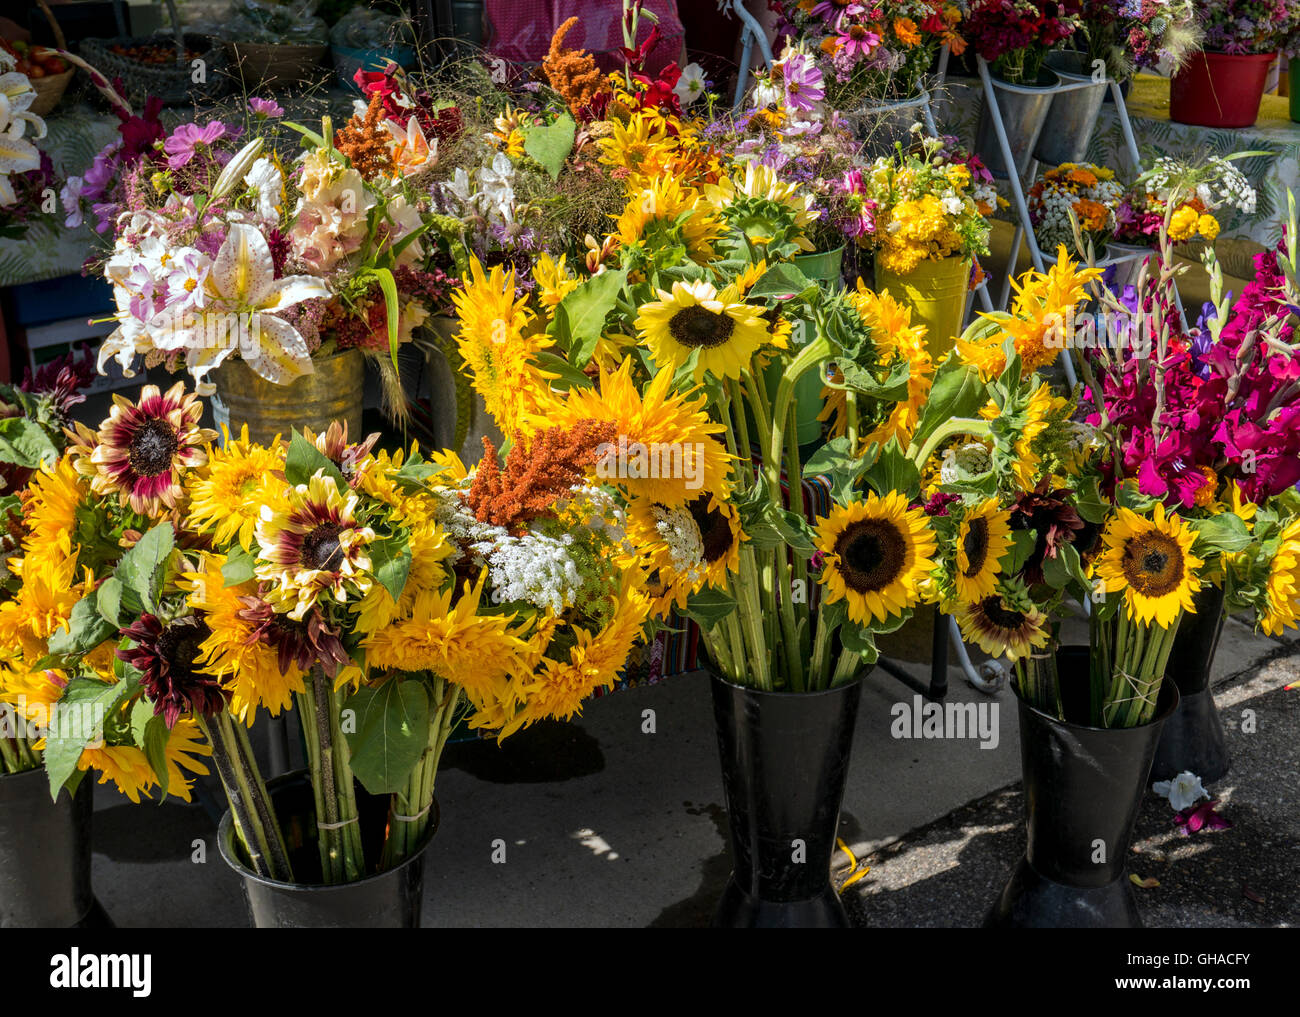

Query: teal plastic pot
(758, 247), (844, 449)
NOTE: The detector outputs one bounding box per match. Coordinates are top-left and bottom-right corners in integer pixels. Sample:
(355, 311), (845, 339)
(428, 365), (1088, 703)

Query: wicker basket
(25, 0), (73, 117)
(226, 41), (330, 87)
(79, 34), (229, 107)
(27, 68), (74, 116)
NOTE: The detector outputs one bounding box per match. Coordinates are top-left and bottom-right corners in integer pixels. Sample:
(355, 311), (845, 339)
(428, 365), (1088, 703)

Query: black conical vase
(986, 646), (1178, 928)
(0, 768), (112, 928)
(1150, 585), (1230, 783)
(710, 670), (864, 928)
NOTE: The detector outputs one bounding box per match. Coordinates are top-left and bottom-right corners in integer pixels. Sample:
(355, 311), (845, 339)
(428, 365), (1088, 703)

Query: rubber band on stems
(316, 816), (360, 831)
(391, 802), (433, 823)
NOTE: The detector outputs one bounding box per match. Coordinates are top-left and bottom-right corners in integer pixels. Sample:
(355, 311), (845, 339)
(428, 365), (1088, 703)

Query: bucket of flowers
(1027, 161), (1123, 262)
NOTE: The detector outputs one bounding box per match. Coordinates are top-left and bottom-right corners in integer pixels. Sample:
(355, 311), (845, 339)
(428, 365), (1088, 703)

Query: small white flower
(674, 62), (707, 107)
(1152, 770), (1208, 811)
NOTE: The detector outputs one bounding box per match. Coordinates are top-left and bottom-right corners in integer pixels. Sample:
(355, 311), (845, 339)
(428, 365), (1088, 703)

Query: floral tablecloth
(935, 74), (1300, 279)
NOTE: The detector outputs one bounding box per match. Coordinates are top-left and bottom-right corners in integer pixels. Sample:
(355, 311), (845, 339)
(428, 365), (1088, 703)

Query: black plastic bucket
(710, 671), (864, 928)
(0, 768), (101, 927)
(1151, 585), (1229, 782)
(218, 770), (437, 928)
(987, 646), (1178, 928)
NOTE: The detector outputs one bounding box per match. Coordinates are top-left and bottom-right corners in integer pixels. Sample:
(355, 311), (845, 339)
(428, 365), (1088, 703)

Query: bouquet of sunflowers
(441, 26), (1060, 696)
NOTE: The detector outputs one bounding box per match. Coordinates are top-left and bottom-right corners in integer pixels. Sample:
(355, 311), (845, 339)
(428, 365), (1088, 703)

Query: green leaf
(533, 352), (596, 392)
(96, 577), (126, 629)
(139, 713), (172, 798)
(559, 267), (629, 369)
(282, 120), (326, 147)
(129, 696), (156, 746)
(344, 679), (430, 795)
(117, 523), (175, 614)
(1007, 530), (1038, 575)
(681, 586), (738, 632)
(47, 596), (116, 658)
(0, 416), (59, 469)
(748, 261), (812, 299)
(222, 545), (257, 586)
(372, 532), (411, 601)
(521, 114), (576, 180)
(909, 359), (985, 457)
(836, 357), (912, 402)
(44, 677), (127, 800)
(373, 266), (401, 373)
(1074, 476), (1108, 524)
(1189, 513), (1254, 555)
(285, 431), (346, 490)
(862, 439), (921, 501)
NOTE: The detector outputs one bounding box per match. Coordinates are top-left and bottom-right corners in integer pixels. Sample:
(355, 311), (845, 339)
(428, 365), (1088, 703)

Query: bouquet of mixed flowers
(60, 67), (440, 400)
(964, 0), (1084, 83)
(710, 48), (880, 259)
(0, 364), (653, 883)
(1113, 154), (1257, 247)
(1077, 0), (1202, 81)
(1196, 0), (1300, 54)
(1028, 162), (1124, 255)
(849, 129), (995, 276)
(771, 0), (968, 107)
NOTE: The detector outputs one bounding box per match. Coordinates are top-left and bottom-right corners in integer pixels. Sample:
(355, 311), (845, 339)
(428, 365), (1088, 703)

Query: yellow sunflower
(954, 498), (1013, 603)
(815, 492), (937, 626)
(78, 714), (212, 803)
(18, 455), (86, 574)
(487, 575), (651, 738)
(528, 358), (733, 508)
(186, 424), (288, 550)
(451, 257), (557, 436)
(635, 279), (773, 382)
(351, 512), (454, 635)
(361, 575), (536, 709)
(597, 110), (676, 181)
(954, 592), (1051, 661)
(612, 175), (724, 262)
(626, 492), (743, 616)
(254, 472), (376, 621)
(1094, 503), (1203, 628)
(0, 555), (93, 663)
(984, 382), (1069, 493)
(531, 252), (580, 308)
(1260, 518), (1300, 636)
(181, 555), (306, 724)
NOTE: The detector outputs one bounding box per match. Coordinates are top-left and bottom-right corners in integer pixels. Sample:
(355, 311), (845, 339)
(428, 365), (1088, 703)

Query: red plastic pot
(1170, 50), (1277, 128)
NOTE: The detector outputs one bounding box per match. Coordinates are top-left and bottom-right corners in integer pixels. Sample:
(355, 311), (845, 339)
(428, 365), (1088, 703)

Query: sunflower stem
(199, 713), (289, 882)
(294, 687), (333, 881)
(741, 368), (803, 691)
(0, 736), (20, 774)
(305, 668), (345, 883)
(325, 677), (365, 882)
(226, 711), (294, 882)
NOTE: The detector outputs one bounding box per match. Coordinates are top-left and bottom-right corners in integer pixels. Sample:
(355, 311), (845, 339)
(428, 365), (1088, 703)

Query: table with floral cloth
(935, 73), (1300, 278)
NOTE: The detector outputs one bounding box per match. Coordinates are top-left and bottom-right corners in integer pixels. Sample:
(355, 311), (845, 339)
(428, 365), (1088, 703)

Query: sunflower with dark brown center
(118, 613), (228, 728)
(255, 471), (377, 621)
(626, 493), (743, 616)
(86, 382), (216, 514)
(635, 279), (772, 382)
(815, 492), (937, 626)
(955, 590), (1051, 662)
(1095, 503), (1202, 628)
(954, 498), (1013, 603)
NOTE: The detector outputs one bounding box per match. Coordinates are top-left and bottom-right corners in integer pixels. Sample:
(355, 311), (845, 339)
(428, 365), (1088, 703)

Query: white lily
(1152, 771), (1208, 811)
(211, 137), (265, 202)
(174, 223), (331, 391)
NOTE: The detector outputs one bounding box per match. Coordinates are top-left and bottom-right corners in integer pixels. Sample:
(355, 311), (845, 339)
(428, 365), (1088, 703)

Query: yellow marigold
(894, 17), (921, 46)
(1197, 214), (1220, 241)
(1169, 204), (1199, 243)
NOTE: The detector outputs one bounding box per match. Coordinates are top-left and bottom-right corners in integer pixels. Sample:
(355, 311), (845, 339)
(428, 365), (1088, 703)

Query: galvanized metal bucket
(211, 349), (366, 446)
(1034, 51), (1108, 167)
(974, 67), (1061, 180)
